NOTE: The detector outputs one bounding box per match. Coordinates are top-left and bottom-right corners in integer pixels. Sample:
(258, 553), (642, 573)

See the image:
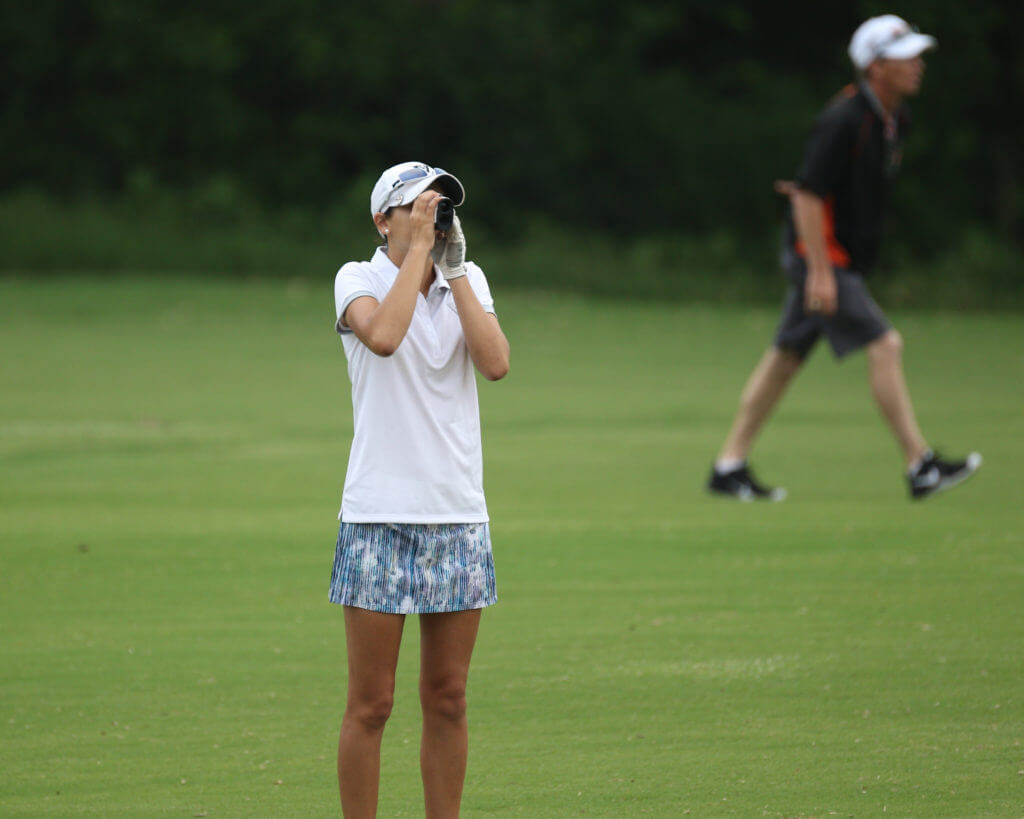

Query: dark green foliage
(0, 1), (1020, 295)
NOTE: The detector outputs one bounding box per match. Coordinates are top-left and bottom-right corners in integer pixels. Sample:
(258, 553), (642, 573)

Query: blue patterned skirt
(328, 522), (497, 614)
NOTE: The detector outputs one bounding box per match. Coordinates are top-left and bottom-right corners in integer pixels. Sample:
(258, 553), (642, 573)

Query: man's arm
(785, 101), (856, 317)
(791, 189), (838, 315)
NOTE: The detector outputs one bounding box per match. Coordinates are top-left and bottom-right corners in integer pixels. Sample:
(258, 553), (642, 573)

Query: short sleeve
(465, 262), (495, 314)
(795, 104), (854, 199)
(334, 262), (377, 334)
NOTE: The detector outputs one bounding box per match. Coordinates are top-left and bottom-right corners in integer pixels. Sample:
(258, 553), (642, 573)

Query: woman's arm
(343, 197), (437, 356)
(449, 277), (510, 381)
(434, 215), (509, 380)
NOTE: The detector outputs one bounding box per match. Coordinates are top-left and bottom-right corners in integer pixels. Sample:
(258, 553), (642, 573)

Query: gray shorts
(774, 252), (891, 359)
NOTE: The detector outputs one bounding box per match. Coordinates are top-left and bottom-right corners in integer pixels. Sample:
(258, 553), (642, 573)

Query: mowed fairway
(1, 275), (1022, 817)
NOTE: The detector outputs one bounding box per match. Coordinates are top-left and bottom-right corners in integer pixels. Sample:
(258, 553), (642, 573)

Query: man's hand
(432, 213), (467, 280)
(805, 268), (838, 315)
(774, 179), (799, 198)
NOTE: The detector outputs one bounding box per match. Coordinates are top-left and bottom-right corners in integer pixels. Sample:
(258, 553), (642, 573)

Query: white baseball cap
(848, 15), (937, 71)
(369, 161), (465, 215)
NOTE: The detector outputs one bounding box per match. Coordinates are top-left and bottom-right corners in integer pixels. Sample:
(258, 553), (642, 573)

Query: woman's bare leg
(338, 607), (405, 818)
(418, 609), (482, 819)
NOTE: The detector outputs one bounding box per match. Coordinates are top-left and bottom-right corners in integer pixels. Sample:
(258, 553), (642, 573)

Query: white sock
(715, 457), (745, 474)
(907, 450), (932, 475)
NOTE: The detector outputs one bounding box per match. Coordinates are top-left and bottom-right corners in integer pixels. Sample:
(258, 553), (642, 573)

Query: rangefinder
(434, 197), (455, 232)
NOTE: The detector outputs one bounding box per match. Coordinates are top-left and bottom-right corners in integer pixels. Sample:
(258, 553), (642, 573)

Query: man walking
(709, 15), (981, 501)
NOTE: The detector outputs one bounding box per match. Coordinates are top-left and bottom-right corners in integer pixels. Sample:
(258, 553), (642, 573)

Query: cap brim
(881, 33), (937, 60)
(385, 172), (465, 211)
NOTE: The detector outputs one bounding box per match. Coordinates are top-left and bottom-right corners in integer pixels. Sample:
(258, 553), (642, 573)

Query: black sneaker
(708, 463), (786, 502)
(908, 450), (982, 500)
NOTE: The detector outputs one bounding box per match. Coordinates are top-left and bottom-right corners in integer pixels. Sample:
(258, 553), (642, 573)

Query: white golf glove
(431, 213), (467, 281)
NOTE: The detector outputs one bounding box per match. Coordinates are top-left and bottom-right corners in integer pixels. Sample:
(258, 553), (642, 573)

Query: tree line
(2, 0), (1020, 262)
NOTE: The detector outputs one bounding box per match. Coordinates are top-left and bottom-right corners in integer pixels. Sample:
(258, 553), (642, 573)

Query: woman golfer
(329, 161), (509, 817)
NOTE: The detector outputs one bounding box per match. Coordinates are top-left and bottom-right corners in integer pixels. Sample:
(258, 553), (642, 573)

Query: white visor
(370, 162), (465, 215)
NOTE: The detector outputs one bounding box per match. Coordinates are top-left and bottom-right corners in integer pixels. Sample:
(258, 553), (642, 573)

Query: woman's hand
(409, 191), (442, 251)
(432, 214), (467, 280)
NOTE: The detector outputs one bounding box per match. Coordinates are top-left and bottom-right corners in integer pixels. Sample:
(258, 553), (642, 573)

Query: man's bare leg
(718, 346), (804, 463)
(865, 330), (928, 468)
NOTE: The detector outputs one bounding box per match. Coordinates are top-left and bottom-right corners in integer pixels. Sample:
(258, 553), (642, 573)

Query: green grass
(1, 275), (1022, 817)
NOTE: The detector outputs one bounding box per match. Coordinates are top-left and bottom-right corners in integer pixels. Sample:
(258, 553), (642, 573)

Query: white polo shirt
(333, 247), (495, 523)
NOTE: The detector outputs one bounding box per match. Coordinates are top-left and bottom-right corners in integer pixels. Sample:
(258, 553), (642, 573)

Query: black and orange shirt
(786, 83), (909, 274)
